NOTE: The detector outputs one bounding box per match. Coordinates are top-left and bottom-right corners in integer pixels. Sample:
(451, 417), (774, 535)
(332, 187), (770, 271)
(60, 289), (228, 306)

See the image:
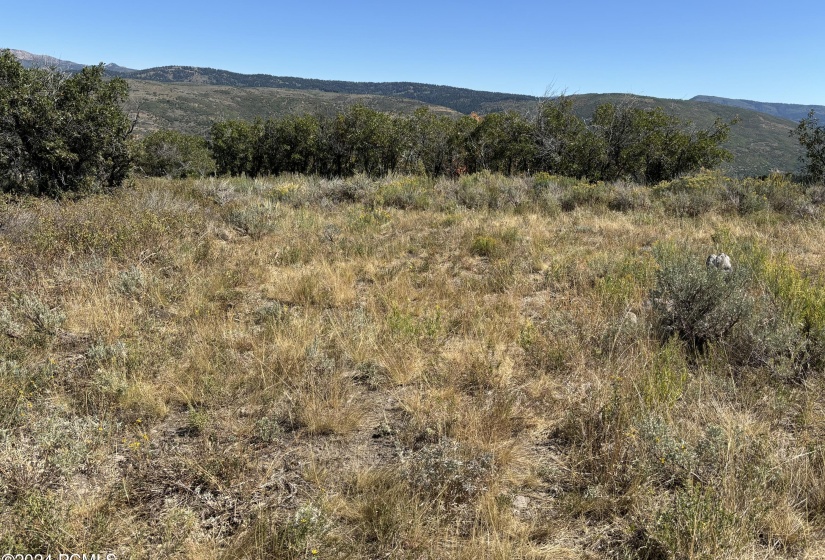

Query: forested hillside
(126, 65), (536, 114)
(693, 95), (825, 123)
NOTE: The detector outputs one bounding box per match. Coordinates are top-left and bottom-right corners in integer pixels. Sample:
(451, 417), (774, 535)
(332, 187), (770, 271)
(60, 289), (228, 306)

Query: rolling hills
(6, 48), (810, 176)
(125, 82), (803, 177)
(692, 95), (825, 123)
(125, 79), (459, 135)
(127, 65), (536, 115)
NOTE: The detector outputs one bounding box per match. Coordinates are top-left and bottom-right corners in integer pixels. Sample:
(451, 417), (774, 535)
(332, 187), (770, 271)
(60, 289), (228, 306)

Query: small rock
(717, 252), (732, 271)
(706, 252), (732, 271)
(513, 495), (530, 510)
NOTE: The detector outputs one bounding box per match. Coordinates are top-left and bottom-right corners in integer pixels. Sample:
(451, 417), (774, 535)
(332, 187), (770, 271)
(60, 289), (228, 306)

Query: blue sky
(3, 1), (824, 104)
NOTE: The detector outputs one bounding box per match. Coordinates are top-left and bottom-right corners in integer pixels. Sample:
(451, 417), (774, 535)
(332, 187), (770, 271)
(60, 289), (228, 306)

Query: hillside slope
(127, 82), (800, 177)
(126, 80), (459, 135)
(127, 66), (535, 115)
(692, 95), (825, 123)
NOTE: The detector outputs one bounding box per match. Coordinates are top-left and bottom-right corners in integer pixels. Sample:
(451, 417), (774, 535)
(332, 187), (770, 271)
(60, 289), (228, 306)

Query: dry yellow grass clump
(1, 172), (824, 559)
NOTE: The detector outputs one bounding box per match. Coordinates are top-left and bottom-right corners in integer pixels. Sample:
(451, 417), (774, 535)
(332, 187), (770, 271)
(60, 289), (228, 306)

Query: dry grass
(1, 172), (824, 558)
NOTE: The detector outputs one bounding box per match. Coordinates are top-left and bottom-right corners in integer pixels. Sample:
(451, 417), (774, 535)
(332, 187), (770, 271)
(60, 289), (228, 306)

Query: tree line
(3, 47), (825, 198)
(206, 100), (736, 184)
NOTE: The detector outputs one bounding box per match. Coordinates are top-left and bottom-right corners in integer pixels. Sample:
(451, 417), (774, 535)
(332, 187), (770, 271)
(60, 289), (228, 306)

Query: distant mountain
(6, 49), (533, 114)
(104, 62), (138, 74)
(692, 95), (824, 124)
(126, 66), (536, 115)
(9, 48), (86, 72)
(7, 49), (135, 73)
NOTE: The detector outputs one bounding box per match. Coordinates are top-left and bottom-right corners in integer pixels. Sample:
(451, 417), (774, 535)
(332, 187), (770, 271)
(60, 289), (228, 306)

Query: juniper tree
(791, 110), (825, 184)
(0, 50), (132, 196)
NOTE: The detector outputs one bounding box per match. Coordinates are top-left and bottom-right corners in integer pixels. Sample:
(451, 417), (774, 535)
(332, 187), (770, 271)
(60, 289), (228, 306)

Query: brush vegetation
(1, 170), (825, 558)
(8, 49), (806, 177)
(202, 100), (733, 184)
(122, 81), (803, 178)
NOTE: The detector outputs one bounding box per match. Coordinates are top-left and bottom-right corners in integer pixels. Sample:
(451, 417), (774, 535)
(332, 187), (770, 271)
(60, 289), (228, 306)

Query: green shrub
(470, 235), (502, 259)
(759, 256), (825, 373)
(224, 200), (278, 239)
(727, 300), (809, 380)
(228, 503), (328, 560)
(450, 171), (517, 210)
(375, 175), (432, 209)
(114, 266), (146, 297)
(695, 232), (825, 377)
(530, 188), (561, 215)
(131, 129), (215, 179)
(660, 189), (715, 217)
(654, 482), (745, 559)
(650, 244), (751, 352)
(86, 340), (128, 367)
(608, 182), (652, 212)
(531, 172), (579, 194)
(531, 171), (555, 190)
(316, 175), (375, 205)
(253, 302), (289, 325)
(560, 182), (615, 211)
(11, 294), (66, 336)
(654, 170), (730, 217)
(726, 173), (808, 216)
(405, 438), (494, 513)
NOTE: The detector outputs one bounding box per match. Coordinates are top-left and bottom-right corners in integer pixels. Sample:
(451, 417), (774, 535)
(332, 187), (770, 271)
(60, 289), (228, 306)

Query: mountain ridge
(9, 48), (136, 73)
(3, 48), (809, 176)
(691, 95), (825, 124)
(124, 65), (537, 115)
(8, 48), (820, 122)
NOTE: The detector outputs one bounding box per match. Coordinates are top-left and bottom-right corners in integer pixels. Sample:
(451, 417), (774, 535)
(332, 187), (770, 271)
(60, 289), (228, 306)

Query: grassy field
(1, 172), (824, 558)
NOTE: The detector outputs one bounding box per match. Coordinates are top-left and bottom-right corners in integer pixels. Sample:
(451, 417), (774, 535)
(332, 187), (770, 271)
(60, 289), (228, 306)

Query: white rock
(717, 252), (732, 271)
(706, 253), (732, 271)
(513, 495), (530, 510)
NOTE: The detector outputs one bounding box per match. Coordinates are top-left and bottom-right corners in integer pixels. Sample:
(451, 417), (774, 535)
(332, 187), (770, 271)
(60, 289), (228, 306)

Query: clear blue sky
(3, 1), (824, 105)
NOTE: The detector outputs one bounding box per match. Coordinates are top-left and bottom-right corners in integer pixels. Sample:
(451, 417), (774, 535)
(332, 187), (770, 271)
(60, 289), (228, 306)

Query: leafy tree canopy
(207, 100), (735, 183)
(131, 129), (215, 179)
(0, 49), (132, 197)
(791, 110), (825, 184)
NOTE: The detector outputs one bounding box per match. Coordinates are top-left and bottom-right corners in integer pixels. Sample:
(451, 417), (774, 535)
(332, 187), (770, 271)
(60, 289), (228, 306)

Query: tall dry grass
(0, 172), (823, 558)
